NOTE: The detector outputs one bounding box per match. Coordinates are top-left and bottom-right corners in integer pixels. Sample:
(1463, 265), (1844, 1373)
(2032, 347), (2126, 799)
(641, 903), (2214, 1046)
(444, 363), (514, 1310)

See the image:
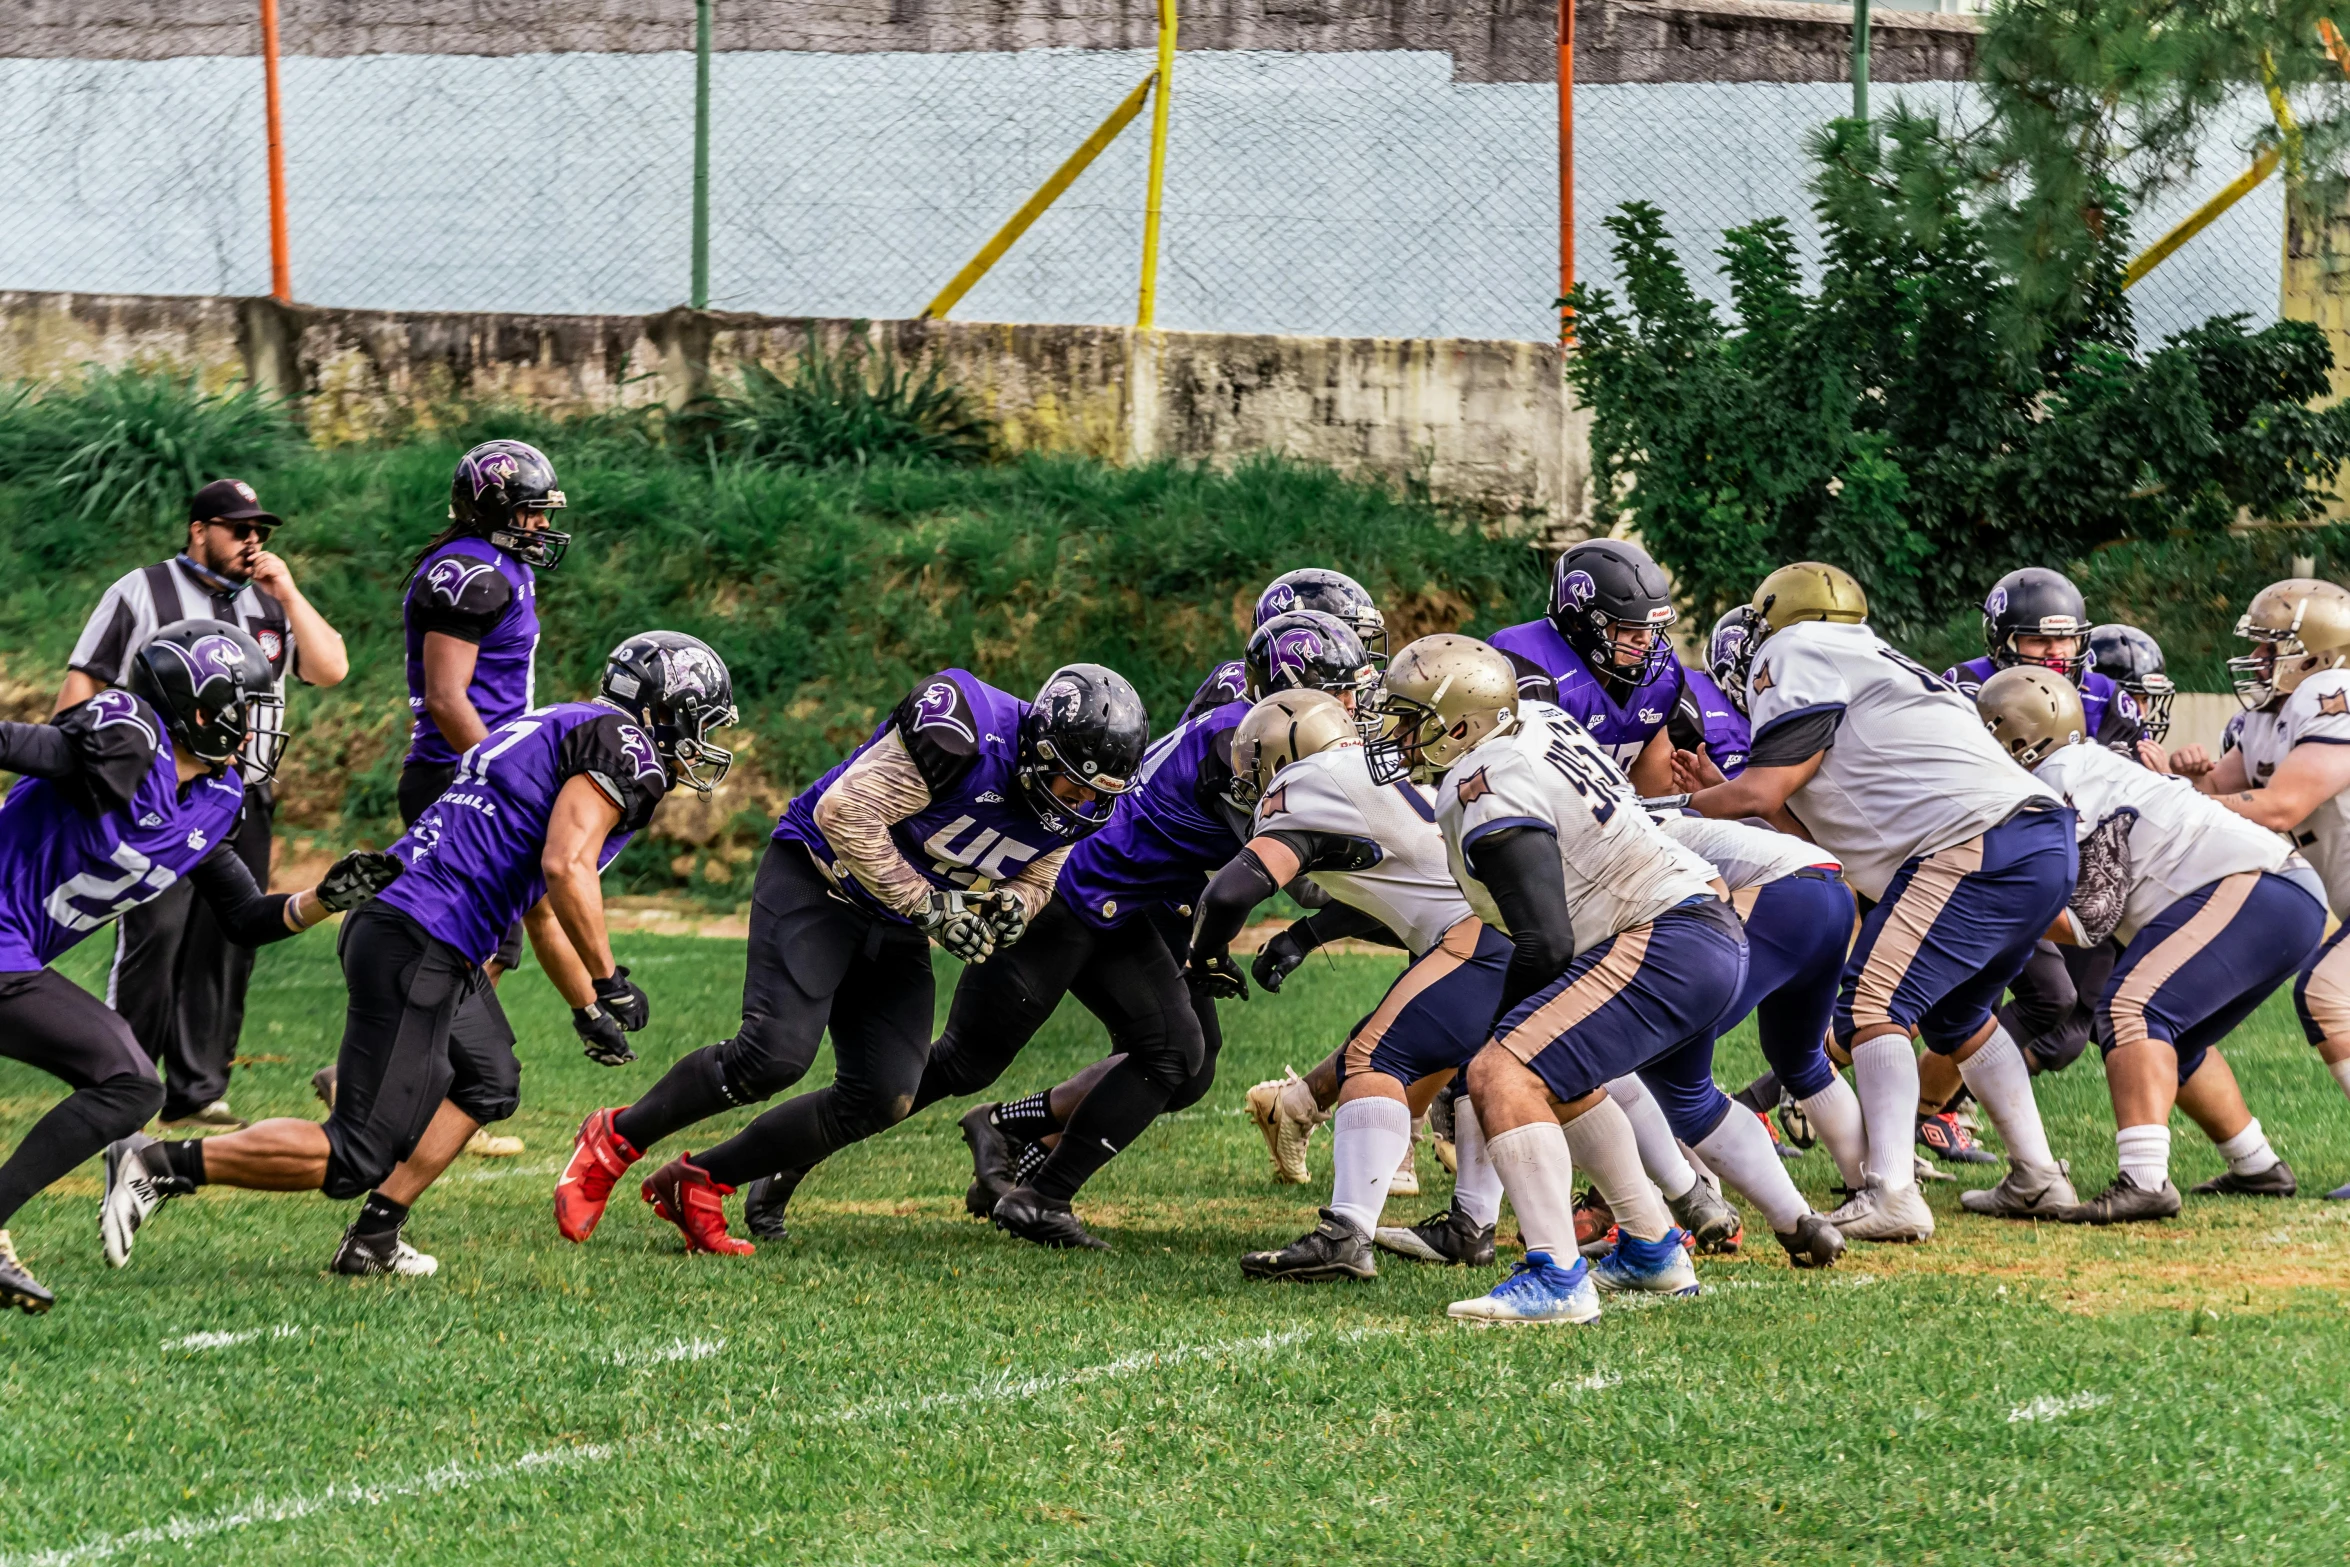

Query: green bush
(715, 339), (994, 469)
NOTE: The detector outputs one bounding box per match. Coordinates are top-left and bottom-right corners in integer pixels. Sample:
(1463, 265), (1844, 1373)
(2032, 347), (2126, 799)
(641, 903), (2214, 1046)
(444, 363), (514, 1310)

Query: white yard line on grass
(2007, 1391), (2112, 1424)
(160, 1325), (304, 1354)
(608, 1337), (725, 1368)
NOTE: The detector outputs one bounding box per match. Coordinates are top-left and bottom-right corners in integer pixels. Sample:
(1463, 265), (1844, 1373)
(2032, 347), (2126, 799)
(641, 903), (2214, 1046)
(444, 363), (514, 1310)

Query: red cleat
(555, 1107), (643, 1243)
(641, 1156), (755, 1256)
(1572, 1187), (1618, 1258)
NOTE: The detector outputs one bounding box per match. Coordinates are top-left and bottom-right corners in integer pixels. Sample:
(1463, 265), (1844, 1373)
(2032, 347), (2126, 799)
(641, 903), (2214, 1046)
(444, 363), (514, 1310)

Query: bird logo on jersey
(1271, 626), (1328, 682)
(914, 680), (977, 744)
(83, 688), (157, 748)
(1562, 570), (1597, 607)
(616, 723), (665, 782)
(2322, 691), (2349, 717)
(425, 557), (499, 606)
(464, 449), (522, 497)
(1455, 768), (1493, 804)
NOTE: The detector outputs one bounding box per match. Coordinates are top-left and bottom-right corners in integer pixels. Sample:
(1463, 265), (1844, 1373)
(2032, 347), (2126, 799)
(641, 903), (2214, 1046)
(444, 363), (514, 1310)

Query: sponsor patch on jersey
(139, 812), (162, 827)
(912, 680), (977, 744)
(1639, 708), (1662, 724)
(185, 830), (208, 851)
(975, 790), (1004, 803)
(1751, 662), (1776, 694)
(2321, 690), (2348, 717)
(1258, 785), (1289, 819)
(424, 556), (500, 606)
(1455, 768), (1493, 804)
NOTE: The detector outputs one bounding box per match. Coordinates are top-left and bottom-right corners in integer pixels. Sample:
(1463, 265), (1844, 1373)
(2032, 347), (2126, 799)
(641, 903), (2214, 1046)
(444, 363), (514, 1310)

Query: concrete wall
(0, 290), (1579, 525)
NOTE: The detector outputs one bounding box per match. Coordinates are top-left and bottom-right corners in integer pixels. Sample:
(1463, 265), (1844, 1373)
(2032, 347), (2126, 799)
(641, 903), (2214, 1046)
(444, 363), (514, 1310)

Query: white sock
(1798, 1075), (1868, 1190)
(1279, 1073), (1328, 1125)
(2213, 1117), (2280, 1177)
(1450, 1097), (1503, 1228)
(1957, 1027), (2057, 1177)
(1850, 1035), (1922, 1193)
(1605, 1074), (1697, 1199)
(1696, 1108), (1809, 1232)
(2329, 1057), (2350, 1106)
(1484, 1120), (1577, 1258)
(2115, 1123), (2171, 1189)
(1567, 1097), (1670, 1241)
(1328, 1097), (1412, 1238)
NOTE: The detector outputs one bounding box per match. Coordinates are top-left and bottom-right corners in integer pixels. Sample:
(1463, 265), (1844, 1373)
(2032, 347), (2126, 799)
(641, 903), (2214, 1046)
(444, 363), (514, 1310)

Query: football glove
(315, 849), (403, 912)
(592, 967), (651, 1032)
(972, 887), (1029, 949)
(572, 1004), (636, 1067)
(1251, 926), (1313, 994)
(1189, 952), (1249, 1002)
(921, 890), (996, 964)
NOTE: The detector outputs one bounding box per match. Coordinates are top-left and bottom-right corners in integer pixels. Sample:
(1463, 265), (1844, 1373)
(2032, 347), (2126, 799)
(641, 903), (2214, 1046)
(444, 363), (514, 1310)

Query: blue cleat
(1446, 1250), (1600, 1324)
(1591, 1228), (1701, 1296)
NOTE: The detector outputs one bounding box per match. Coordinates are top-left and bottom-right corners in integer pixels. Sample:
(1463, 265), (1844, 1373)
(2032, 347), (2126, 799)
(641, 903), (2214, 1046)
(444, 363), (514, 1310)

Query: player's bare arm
(540, 772), (627, 985)
(2210, 741), (2350, 832)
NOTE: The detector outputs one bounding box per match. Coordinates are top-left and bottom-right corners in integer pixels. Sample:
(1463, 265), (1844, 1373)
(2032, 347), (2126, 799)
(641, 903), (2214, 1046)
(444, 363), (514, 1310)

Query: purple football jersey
(1946, 656), (2136, 744)
(773, 670), (1061, 922)
(378, 702), (666, 964)
(0, 690), (248, 970)
(1181, 660), (1248, 723)
(1487, 616), (1687, 768)
(1679, 665), (1751, 778)
(404, 535), (541, 768)
(1055, 700), (1250, 929)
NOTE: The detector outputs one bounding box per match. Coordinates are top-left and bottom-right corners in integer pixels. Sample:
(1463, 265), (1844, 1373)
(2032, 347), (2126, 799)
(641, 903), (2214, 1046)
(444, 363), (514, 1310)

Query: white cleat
(1447, 1251), (1600, 1324)
(1822, 1181), (1935, 1242)
(1959, 1162), (2078, 1219)
(1244, 1068), (1323, 1185)
(465, 1128), (525, 1158)
(100, 1134), (174, 1268)
(1387, 1137), (1421, 1197)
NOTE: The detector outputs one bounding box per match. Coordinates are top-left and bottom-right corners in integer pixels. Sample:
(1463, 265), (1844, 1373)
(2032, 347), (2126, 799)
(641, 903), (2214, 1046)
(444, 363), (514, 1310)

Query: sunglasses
(206, 519), (275, 543)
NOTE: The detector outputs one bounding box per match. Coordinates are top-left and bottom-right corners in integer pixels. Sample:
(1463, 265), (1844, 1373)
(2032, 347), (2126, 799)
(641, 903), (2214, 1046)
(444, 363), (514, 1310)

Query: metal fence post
(1137, 0), (1177, 329)
(260, 0), (292, 302)
(1851, 0), (1870, 121)
(692, 0), (712, 310)
(1558, 0), (1574, 341)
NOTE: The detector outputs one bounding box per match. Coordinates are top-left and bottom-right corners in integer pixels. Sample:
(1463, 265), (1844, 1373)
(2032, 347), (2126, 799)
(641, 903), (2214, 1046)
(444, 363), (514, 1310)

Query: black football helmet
(1549, 538), (1676, 693)
(1018, 664), (1149, 840)
(1244, 609), (1379, 719)
(1707, 605), (1760, 716)
(450, 440), (570, 569)
(2089, 622), (2175, 742)
(124, 619), (288, 783)
(598, 631), (737, 794)
(1255, 568), (1388, 667)
(1984, 567), (2090, 682)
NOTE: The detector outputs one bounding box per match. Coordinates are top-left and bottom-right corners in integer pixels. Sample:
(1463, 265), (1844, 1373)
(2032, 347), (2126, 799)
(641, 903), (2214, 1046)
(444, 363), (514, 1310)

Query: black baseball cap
(189, 478), (282, 531)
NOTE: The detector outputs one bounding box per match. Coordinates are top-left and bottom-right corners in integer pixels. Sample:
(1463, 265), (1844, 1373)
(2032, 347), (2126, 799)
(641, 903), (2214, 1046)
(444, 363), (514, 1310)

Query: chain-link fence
(0, 16), (2287, 347)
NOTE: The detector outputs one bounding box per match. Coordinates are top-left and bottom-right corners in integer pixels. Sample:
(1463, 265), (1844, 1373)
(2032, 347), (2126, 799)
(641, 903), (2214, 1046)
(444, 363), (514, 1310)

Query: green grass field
(5, 931), (2349, 1565)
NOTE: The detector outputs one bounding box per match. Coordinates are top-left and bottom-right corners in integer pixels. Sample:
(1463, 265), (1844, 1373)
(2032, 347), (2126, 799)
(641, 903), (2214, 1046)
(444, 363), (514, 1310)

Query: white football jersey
(1437, 704), (1718, 954)
(1746, 620), (2057, 900)
(1656, 813), (1839, 893)
(1252, 743), (1470, 958)
(2033, 739), (2290, 944)
(2232, 667), (2350, 917)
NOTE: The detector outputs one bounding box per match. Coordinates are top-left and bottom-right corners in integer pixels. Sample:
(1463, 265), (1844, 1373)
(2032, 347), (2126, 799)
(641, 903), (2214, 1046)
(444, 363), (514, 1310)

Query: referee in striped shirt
(54, 478), (348, 1127)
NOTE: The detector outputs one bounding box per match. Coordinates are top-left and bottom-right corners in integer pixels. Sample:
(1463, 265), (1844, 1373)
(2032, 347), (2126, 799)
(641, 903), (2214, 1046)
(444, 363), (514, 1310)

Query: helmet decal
(1040, 677), (1088, 723)
(1259, 583), (1298, 617)
(1271, 627), (1327, 680)
(465, 450), (522, 498)
(1985, 585), (2009, 617)
(913, 680), (977, 743)
(1563, 570), (1597, 607)
(425, 557), (499, 606)
(664, 644), (721, 702)
(153, 633), (249, 692)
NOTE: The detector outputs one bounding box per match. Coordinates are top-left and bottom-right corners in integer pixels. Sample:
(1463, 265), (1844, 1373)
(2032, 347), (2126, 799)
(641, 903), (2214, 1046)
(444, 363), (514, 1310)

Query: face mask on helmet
(1018, 665), (1150, 841)
(1254, 569), (1390, 669)
(1371, 635), (1519, 784)
(128, 621), (289, 784)
(2088, 623), (2174, 742)
(1708, 606), (1759, 716)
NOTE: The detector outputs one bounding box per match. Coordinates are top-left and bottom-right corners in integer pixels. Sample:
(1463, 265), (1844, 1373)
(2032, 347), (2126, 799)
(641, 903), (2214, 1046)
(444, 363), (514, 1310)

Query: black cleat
(2191, 1159), (2297, 1197)
(1667, 1179), (1742, 1255)
(742, 1167), (804, 1240)
(330, 1223), (440, 1276)
(1775, 1092), (1817, 1152)
(1240, 1209), (1377, 1281)
(961, 1104), (1016, 1218)
(2060, 1170), (2182, 1225)
(1374, 1204), (1496, 1266)
(0, 1231), (54, 1313)
(1774, 1213), (1847, 1270)
(991, 1185), (1109, 1250)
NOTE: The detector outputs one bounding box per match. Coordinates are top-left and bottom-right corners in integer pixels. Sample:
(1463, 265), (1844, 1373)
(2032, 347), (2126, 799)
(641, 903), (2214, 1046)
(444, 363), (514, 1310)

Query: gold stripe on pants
(1848, 834), (1986, 1038)
(1344, 917), (1484, 1077)
(1494, 924), (1654, 1066)
(2105, 871), (2259, 1051)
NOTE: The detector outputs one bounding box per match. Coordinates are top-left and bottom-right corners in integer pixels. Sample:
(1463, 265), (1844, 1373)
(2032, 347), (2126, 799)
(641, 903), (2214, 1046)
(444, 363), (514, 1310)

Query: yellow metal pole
(1137, 0), (1177, 329)
(923, 71), (1157, 321)
(2123, 146), (2282, 289)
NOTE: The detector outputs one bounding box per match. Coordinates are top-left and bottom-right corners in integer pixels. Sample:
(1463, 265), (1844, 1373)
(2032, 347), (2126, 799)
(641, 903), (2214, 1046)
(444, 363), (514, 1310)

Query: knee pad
(85, 1072), (165, 1141)
(717, 1017), (822, 1105)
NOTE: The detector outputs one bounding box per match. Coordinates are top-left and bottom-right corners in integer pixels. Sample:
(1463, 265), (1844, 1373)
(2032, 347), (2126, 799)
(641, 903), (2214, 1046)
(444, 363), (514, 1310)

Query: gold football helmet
(1229, 688), (1360, 807)
(1720, 562), (1870, 702)
(1976, 665), (2084, 768)
(2229, 578), (2350, 710)
(1373, 634), (1519, 783)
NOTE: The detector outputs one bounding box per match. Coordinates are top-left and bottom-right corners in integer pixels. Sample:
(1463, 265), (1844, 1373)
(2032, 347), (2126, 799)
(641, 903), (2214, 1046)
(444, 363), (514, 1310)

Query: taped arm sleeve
(1466, 825), (1577, 1017)
(0, 721), (79, 780)
(811, 730), (938, 919)
(1190, 849), (1282, 960)
(188, 844), (298, 948)
(1002, 844), (1069, 923)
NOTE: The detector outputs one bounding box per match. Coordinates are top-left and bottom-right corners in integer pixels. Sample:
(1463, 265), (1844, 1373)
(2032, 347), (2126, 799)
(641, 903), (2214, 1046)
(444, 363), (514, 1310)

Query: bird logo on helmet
(465, 450), (521, 497)
(1562, 569), (1597, 607)
(1270, 626), (1327, 681)
(152, 633), (249, 692)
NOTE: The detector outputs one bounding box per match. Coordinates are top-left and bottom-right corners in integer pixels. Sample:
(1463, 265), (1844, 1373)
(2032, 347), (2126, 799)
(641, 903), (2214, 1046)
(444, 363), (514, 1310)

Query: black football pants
(0, 968), (165, 1229)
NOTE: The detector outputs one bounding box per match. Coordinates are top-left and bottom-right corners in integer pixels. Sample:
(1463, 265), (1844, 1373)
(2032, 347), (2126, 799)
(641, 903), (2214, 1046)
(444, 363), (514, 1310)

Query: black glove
(920, 890), (996, 963)
(315, 850), (402, 912)
(974, 888), (1028, 949)
(572, 1004), (636, 1067)
(592, 966), (651, 1032)
(1189, 951), (1248, 1002)
(1251, 926), (1314, 994)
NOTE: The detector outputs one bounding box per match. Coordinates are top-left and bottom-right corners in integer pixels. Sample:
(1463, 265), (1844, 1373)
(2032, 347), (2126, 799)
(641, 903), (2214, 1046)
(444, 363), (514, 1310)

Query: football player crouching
(1980, 667), (2320, 1218)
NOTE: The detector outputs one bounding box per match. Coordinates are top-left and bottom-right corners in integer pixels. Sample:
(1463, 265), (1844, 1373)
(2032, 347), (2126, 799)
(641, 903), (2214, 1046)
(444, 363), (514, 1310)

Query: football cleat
(0, 1231), (54, 1313)
(1775, 1092), (1817, 1151)
(642, 1156), (755, 1256)
(1388, 1138), (1421, 1198)
(1375, 1204), (1497, 1266)
(1774, 1213), (1848, 1269)
(331, 1224), (440, 1277)
(1244, 1069), (1322, 1185)
(555, 1107), (643, 1244)
(1446, 1250), (1600, 1325)
(1822, 1181), (1935, 1242)
(2060, 1171), (2181, 1225)
(961, 1104), (1017, 1218)
(1759, 1108), (1801, 1162)
(992, 1185), (1109, 1250)
(2191, 1160), (2298, 1197)
(1239, 1209), (1377, 1282)
(1959, 1162), (2078, 1219)
(465, 1127), (524, 1158)
(101, 1134), (181, 1268)
(1915, 1152), (1956, 1182)
(1917, 1111), (1999, 1165)
(1573, 1187), (1618, 1258)
(743, 1167), (803, 1241)
(1667, 1179), (1742, 1255)
(1590, 1228), (1701, 1296)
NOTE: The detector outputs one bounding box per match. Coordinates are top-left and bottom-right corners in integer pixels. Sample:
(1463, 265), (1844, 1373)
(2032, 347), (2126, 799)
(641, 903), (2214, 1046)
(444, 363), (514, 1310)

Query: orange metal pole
(260, 0), (291, 302)
(1558, 0), (1574, 342)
